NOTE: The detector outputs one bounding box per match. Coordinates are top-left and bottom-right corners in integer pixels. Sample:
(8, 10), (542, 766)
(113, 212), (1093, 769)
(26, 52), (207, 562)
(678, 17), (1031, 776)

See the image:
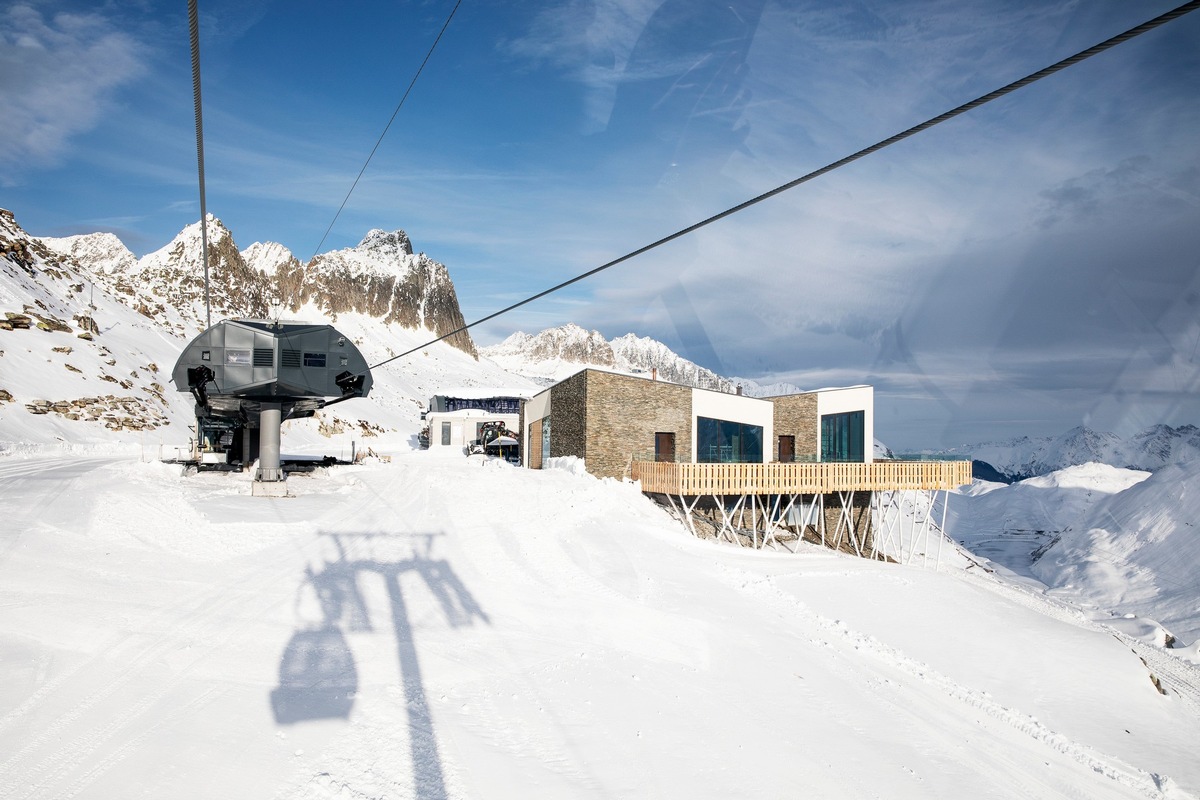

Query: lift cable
(365, 0), (1200, 375)
(187, 0), (211, 329)
(308, 0), (464, 264)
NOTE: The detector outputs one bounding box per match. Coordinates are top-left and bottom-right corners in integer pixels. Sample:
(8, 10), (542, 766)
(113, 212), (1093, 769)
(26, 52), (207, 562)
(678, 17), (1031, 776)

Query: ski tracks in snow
(0, 536), (309, 798)
(722, 566), (1196, 800)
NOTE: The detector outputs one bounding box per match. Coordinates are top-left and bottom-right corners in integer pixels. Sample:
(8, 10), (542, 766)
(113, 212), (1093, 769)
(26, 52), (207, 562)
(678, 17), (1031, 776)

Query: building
(521, 369), (970, 562)
(422, 389), (529, 452)
(520, 368), (872, 475)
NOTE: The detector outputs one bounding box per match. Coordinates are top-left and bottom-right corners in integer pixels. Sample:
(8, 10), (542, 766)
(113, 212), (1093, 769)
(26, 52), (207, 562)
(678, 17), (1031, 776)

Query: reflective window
(821, 411), (865, 462)
(303, 352), (327, 368)
(697, 416), (763, 463)
(225, 349), (250, 366)
(441, 422), (451, 446)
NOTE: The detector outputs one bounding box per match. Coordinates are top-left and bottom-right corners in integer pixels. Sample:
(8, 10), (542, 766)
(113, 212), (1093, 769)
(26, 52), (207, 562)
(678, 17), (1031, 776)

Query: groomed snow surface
(2, 451), (1199, 799)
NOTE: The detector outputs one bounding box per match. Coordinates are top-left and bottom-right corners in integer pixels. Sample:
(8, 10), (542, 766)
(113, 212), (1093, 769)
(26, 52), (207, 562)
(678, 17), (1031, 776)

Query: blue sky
(3, 0), (1199, 449)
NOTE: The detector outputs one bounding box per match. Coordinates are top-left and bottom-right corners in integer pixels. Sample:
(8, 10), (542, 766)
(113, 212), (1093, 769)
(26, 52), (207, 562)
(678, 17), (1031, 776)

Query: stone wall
(549, 371), (588, 460)
(770, 393), (818, 461)
(583, 371), (692, 479)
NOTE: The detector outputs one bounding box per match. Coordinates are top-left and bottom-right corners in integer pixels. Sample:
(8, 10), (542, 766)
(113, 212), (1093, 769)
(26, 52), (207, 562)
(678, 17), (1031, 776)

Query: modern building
(520, 368), (872, 476)
(521, 369), (969, 562)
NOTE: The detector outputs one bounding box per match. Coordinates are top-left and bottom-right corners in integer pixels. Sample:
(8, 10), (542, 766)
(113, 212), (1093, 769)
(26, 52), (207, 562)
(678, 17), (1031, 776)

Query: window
(821, 410), (865, 462)
(225, 349), (250, 366)
(541, 416), (551, 464)
(303, 352), (326, 368)
(441, 421), (451, 446)
(444, 396), (521, 415)
(697, 416), (763, 463)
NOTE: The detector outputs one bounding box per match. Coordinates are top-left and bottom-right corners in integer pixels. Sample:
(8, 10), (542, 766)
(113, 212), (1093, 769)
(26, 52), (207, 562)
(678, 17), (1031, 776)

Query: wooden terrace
(631, 459), (974, 496)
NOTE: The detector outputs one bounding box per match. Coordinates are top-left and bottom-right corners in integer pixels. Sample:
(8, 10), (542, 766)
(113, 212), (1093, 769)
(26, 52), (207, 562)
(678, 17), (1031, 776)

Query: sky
(2, 0), (1199, 450)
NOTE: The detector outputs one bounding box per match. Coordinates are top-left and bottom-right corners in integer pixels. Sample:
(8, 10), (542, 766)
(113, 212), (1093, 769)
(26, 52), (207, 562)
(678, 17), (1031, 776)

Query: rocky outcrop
(38, 218), (477, 357)
(275, 229), (476, 357)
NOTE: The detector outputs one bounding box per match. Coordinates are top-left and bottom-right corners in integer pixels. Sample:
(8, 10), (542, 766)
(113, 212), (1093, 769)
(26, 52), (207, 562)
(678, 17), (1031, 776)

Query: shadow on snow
(271, 531), (489, 800)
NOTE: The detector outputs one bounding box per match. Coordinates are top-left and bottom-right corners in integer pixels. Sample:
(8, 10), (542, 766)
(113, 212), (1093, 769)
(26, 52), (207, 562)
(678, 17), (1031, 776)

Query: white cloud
(0, 4), (146, 181)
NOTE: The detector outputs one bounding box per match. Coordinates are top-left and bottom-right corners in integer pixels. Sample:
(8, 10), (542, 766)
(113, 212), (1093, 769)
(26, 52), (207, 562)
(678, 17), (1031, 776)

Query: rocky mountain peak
(358, 229), (413, 259)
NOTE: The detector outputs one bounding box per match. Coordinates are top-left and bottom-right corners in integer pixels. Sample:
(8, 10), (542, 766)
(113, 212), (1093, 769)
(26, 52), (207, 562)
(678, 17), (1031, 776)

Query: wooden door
(778, 435), (795, 463)
(655, 432), (676, 462)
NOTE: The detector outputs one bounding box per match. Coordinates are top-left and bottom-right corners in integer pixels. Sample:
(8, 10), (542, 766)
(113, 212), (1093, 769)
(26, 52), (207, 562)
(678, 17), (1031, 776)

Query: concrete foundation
(252, 479), (289, 497)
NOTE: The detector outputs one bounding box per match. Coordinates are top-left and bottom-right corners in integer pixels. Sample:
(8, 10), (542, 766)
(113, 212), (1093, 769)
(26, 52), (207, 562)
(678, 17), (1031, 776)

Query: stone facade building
(520, 368), (874, 479)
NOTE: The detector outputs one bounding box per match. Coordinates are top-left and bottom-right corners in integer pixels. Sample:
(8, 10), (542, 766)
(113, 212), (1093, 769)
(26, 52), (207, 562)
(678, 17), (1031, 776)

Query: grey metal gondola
(171, 319), (372, 492)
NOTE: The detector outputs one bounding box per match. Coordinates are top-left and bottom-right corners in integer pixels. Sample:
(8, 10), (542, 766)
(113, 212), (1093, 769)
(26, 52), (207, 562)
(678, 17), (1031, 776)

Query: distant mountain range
(934, 424), (1200, 482)
(481, 323), (805, 397)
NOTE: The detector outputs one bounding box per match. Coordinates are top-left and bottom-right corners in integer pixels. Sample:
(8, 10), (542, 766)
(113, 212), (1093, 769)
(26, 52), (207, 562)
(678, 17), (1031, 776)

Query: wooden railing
(631, 459), (973, 495)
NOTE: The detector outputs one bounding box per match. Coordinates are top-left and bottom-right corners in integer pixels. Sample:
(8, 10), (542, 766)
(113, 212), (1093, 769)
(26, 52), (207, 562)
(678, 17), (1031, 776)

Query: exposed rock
(0, 389), (12, 403)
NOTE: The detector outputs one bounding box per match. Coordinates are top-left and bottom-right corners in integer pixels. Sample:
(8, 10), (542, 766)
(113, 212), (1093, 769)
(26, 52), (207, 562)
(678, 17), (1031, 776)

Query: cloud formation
(0, 4), (145, 183)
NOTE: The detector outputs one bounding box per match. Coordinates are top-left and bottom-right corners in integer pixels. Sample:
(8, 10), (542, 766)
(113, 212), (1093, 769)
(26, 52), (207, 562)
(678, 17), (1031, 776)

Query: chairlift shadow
(270, 532), (489, 800)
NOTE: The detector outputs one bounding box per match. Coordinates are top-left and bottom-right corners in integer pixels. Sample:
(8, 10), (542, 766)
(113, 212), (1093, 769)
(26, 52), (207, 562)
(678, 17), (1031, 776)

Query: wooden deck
(631, 459), (973, 495)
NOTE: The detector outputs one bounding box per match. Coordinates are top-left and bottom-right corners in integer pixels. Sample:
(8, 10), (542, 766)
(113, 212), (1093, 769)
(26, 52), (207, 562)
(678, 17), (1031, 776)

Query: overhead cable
(309, 0), (464, 263)
(367, 0), (1200, 373)
(188, 0), (211, 329)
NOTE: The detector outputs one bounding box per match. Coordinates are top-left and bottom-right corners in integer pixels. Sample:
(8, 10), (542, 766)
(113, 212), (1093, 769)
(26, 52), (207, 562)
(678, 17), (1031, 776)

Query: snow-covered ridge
(483, 323), (733, 390)
(34, 214), (476, 356)
(936, 424), (1200, 480)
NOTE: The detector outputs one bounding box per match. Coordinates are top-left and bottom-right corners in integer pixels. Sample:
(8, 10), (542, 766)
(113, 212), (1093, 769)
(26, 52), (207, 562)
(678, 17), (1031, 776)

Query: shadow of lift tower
(171, 319), (372, 496)
(272, 533), (490, 800)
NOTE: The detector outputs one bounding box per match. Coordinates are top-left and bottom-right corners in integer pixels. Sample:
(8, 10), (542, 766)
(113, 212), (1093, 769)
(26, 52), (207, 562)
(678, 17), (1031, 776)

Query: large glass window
(697, 417), (763, 463)
(821, 410), (865, 462)
(541, 416), (551, 464)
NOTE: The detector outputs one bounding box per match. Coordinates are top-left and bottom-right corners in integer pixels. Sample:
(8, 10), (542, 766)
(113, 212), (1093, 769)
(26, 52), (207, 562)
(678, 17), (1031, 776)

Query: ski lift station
(420, 388), (529, 453)
(172, 319), (372, 495)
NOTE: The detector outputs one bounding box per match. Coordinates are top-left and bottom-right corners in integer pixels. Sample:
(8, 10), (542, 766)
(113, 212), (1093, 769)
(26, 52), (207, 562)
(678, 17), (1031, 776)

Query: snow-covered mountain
(950, 460), (1200, 651)
(40, 217), (476, 356)
(3, 208), (525, 453)
(482, 323), (736, 391)
(937, 424), (1200, 481)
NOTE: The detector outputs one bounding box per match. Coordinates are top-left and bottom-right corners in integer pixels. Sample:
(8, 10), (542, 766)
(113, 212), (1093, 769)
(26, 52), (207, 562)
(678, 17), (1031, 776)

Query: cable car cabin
(172, 319), (372, 474)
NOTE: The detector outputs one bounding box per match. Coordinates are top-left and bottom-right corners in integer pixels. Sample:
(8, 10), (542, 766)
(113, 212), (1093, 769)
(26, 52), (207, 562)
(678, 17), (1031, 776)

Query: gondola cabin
(172, 319), (372, 486)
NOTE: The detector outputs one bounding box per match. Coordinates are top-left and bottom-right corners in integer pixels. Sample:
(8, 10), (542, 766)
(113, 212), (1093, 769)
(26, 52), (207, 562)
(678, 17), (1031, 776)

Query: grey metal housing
(172, 319), (373, 420)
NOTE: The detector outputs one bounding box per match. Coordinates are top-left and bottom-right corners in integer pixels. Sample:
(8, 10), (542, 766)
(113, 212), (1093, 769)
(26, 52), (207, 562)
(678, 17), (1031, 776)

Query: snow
(1, 452), (1199, 799)
(6, 211), (1200, 797)
(950, 461), (1200, 660)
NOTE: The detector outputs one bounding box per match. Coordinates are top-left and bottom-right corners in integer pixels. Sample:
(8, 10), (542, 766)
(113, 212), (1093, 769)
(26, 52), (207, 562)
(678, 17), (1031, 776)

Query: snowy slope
(0, 453), (1198, 799)
(950, 461), (1200, 655)
(1032, 462), (1200, 647)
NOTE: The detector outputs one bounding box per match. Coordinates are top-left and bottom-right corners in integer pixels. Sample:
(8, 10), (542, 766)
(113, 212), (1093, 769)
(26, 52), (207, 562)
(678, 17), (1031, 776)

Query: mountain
(4, 208), (521, 451)
(273, 229), (476, 357)
(39, 217), (476, 357)
(482, 323), (734, 390)
(950, 459), (1200, 650)
(936, 424), (1200, 481)
(1, 208), (182, 441)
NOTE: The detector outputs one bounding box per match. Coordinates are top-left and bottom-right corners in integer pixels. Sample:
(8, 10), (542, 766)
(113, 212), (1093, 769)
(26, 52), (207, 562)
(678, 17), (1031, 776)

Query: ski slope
(1, 451), (1198, 799)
